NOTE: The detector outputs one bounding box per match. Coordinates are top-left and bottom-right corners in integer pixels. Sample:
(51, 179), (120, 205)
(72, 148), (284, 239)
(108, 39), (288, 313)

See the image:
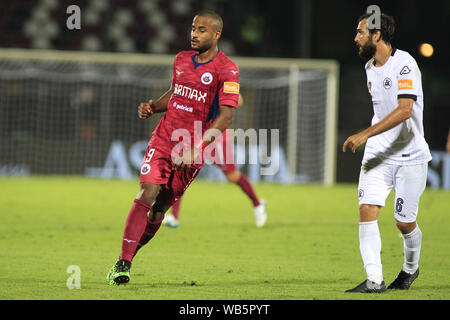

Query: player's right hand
(138, 100), (154, 119)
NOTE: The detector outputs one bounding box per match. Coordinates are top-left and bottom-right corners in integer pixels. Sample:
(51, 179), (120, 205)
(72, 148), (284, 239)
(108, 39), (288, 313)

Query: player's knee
(137, 182), (160, 205)
(395, 220), (416, 234)
(148, 210), (164, 222)
(226, 170), (240, 182)
(359, 204), (379, 222)
(150, 201), (170, 222)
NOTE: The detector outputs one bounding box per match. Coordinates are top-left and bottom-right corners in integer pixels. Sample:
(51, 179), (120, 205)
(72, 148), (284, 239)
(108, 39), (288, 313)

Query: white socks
(358, 221), (422, 284)
(359, 221), (383, 284)
(402, 225), (422, 274)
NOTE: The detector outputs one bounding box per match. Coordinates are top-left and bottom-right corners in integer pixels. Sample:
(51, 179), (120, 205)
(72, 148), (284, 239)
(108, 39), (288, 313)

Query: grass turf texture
(0, 177), (449, 300)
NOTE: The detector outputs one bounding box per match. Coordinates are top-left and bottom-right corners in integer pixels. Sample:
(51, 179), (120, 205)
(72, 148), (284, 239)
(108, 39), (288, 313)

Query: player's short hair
(195, 10), (223, 32)
(358, 12), (395, 45)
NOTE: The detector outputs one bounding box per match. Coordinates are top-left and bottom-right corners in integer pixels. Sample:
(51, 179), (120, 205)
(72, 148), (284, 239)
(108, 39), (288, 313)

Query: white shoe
(162, 213), (179, 228)
(254, 199), (267, 227)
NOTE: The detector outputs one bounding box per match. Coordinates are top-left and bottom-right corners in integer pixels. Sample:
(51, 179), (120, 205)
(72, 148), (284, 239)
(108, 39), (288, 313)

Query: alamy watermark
(366, 5), (381, 30)
(171, 122), (280, 176)
(66, 5), (81, 30)
(66, 265), (81, 289)
(139, 122), (280, 176)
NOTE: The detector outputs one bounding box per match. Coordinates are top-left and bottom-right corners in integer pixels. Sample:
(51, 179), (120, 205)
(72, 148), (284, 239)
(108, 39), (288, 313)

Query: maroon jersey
(149, 50), (240, 158)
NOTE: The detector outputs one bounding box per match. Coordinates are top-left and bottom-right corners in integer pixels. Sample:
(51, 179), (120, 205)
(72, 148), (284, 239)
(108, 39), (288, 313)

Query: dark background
(0, 0), (448, 182)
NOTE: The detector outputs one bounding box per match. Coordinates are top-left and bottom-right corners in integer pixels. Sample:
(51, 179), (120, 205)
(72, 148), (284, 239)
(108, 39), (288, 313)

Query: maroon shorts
(140, 144), (200, 206)
(206, 129), (237, 174)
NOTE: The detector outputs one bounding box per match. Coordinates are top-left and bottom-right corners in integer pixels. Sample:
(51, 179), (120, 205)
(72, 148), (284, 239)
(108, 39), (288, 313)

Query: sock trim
(134, 198), (152, 210)
(359, 220), (378, 226)
(402, 225), (420, 239)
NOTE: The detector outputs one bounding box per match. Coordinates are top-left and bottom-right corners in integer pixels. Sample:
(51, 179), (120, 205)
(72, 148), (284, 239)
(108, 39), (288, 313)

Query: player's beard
(192, 39), (213, 54)
(358, 41), (377, 61)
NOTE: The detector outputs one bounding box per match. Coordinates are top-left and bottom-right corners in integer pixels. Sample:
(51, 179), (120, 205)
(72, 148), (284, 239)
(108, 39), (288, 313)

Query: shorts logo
(201, 72), (213, 85)
(223, 82), (240, 94)
(383, 78), (392, 89)
(141, 163), (151, 175)
(398, 79), (413, 90)
(358, 189), (364, 200)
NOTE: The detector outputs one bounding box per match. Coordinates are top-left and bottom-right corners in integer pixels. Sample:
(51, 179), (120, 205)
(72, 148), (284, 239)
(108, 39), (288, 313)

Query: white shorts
(358, 162), (428, 223)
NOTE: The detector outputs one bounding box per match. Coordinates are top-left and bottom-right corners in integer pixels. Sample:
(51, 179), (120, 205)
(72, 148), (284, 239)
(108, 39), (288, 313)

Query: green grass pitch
(0, 177), (449, 300)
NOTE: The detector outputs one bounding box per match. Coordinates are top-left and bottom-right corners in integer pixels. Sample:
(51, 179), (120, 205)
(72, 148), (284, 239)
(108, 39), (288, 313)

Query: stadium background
(0, 0), (448, 186)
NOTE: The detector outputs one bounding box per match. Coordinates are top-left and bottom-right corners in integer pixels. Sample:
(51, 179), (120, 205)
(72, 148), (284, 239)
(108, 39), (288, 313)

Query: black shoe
(107, 259), (131, 286)
(345, 280), (387, 293)
(388, 269), (419, 290)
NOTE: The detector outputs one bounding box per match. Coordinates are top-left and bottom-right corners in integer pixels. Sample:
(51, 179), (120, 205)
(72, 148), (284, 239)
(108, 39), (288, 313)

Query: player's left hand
(138, 100), (155, 119)
(173, 146), (201, 171)
(343, 132), (369, 153)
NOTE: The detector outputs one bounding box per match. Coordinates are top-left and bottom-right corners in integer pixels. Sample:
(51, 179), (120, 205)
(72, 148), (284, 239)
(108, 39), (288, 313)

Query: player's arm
(173, 105), (235, 170)
(199, 93), (241, 142)
(238, 94), (244, 107)
(202, 105), (235, 146)
(138, 86), (174, 119)
(343, 98), (413, 153)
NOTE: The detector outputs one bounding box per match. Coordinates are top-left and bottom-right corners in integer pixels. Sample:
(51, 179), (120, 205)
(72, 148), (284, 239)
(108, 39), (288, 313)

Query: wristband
(195, 140), (207, 150)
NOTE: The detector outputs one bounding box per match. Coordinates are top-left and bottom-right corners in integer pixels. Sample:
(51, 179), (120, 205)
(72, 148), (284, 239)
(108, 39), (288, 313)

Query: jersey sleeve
(171, 53), (180, 88)
(396, 56), (421, 101)
(218, 63), (240, 108)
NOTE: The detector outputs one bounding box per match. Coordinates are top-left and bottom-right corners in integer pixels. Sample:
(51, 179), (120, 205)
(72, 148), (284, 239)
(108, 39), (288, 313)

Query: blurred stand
(0, 0), (448, 186)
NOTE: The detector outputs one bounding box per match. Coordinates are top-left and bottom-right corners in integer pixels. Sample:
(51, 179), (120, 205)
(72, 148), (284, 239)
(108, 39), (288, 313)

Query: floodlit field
(0, 177), (449, 300)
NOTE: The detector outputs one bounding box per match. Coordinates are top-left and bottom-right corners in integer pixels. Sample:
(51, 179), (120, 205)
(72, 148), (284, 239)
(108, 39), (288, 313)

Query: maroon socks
(236, 174), (260, 207)
(120, 199), (157, 262)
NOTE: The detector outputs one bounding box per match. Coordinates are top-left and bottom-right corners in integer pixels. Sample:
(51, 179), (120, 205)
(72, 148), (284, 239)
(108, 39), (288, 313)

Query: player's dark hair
(358, 12), (395, 45)
(195, 10), (223, 32)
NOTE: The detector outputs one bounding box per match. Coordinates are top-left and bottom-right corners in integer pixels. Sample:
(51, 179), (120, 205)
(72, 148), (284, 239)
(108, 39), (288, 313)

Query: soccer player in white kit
(343, 12), (432, 293)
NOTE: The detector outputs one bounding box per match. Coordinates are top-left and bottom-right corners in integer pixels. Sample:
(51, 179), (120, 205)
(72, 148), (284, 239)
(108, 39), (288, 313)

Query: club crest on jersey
(201, 72), (213, 85)
(383, 78), (392, 89)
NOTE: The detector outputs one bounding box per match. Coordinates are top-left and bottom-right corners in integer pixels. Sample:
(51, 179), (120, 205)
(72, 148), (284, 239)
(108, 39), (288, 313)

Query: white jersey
(363, 48), (432, 165)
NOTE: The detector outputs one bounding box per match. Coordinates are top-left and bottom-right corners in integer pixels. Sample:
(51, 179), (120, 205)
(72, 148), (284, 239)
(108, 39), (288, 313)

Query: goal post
(231, 55), (339, 186)
(0, 48), (339, 185)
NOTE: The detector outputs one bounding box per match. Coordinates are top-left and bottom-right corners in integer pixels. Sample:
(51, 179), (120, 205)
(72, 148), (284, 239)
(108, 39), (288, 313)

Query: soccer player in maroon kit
(163, 94), (267, 229)
(107, 11), (241, 285)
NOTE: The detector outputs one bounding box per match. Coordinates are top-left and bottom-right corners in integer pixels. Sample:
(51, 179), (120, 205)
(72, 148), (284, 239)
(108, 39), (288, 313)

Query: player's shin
(359, 220), (383, 284)
(120, 199), (153, 262)
(402, 225), (422, 274)
(236, 173), (260, 207)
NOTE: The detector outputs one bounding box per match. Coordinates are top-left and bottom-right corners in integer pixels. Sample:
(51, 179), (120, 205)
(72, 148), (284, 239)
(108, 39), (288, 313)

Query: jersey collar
(192, 51), (220, 69)
(372, 47), (396, 68)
